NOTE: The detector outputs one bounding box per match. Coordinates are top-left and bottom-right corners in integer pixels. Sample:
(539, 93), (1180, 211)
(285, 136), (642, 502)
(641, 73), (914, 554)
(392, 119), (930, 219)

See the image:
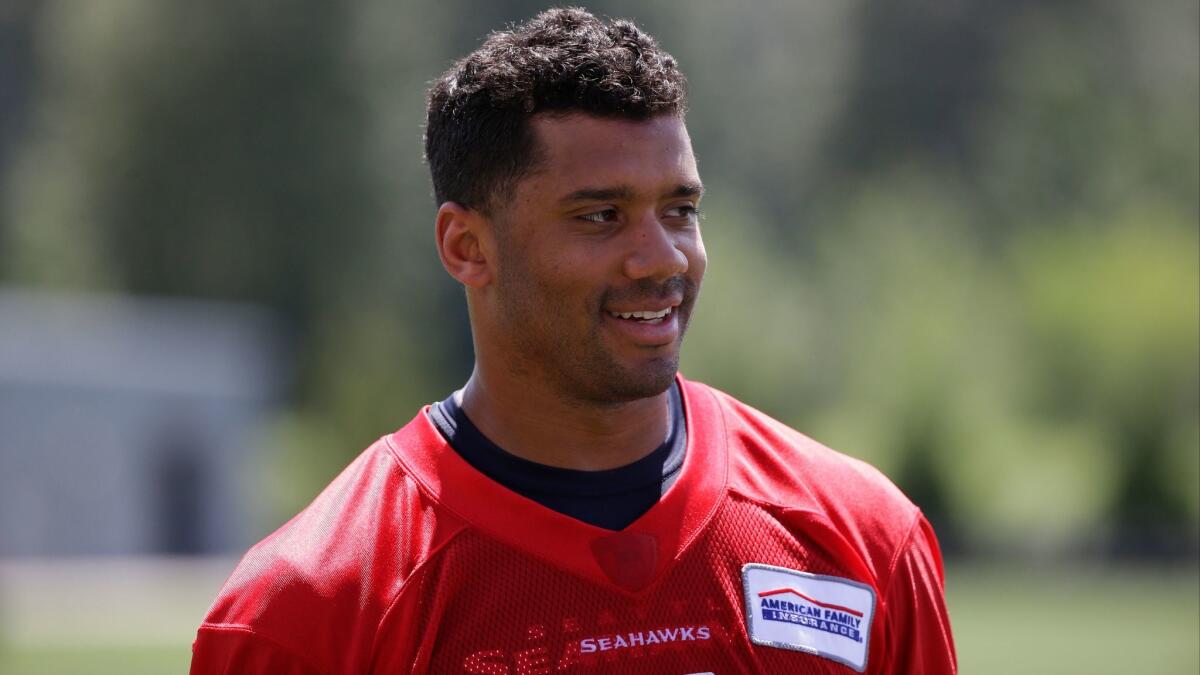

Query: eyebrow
(671, 182), (706, 199)
(558, 182), (705, 205)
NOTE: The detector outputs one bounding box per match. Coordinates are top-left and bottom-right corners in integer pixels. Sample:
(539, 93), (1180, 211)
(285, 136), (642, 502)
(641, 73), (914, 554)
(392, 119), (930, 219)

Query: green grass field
(948, 564), (1198, 675)
(1, 560), (1196, 674)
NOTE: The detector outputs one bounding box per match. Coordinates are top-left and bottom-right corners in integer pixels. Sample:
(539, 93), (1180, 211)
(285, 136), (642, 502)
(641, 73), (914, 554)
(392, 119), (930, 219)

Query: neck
(459, 365), (672, 471)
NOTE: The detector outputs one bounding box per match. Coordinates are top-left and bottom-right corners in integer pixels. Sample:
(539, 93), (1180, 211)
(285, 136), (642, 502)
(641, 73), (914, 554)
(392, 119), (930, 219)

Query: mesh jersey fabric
(191, 377), (956, 674)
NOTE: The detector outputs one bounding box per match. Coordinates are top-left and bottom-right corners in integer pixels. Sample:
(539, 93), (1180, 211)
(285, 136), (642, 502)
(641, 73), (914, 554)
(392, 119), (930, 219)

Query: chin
(579, 357), (679, 405)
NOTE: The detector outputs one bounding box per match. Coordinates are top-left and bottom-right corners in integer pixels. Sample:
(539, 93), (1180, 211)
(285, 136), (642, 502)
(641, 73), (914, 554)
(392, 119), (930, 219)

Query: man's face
(485, 113), (706, 405)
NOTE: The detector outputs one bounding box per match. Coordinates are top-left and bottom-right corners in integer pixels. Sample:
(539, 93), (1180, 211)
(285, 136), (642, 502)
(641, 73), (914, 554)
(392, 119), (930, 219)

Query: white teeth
(609, 308), (672, 321)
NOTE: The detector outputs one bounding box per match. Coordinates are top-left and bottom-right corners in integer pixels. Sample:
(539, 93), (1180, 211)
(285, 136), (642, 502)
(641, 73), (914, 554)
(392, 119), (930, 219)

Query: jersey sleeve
(880, 514), (957, 674)
(190, 625), (326, 675)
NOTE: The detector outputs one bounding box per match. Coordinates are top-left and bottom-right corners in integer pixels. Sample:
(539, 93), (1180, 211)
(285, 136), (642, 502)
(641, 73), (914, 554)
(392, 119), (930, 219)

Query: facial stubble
(492, 238), (699, 407)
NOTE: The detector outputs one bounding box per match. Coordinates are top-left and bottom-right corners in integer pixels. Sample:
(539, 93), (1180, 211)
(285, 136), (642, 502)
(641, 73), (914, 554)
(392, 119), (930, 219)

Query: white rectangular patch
(742, 563), (876, 672)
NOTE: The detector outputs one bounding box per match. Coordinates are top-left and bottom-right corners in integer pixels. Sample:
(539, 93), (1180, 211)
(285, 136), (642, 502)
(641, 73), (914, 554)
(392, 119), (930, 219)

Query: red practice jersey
(191, 378), (956, 674)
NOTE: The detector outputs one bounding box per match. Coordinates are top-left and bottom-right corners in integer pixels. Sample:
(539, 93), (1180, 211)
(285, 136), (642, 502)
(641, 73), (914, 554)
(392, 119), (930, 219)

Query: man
(191, 8), (955, 674)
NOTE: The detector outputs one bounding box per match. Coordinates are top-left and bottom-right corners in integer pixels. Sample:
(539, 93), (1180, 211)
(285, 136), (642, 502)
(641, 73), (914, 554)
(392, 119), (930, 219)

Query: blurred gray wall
(0, 288), (284, 556)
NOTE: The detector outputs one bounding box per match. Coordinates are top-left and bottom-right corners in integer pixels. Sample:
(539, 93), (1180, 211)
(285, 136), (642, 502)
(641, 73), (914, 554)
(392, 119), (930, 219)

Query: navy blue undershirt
(428, 383), (687, 531)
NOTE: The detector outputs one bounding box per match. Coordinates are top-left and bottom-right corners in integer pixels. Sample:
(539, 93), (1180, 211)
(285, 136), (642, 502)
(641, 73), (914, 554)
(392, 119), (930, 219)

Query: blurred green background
(0, 0), (1196, 672)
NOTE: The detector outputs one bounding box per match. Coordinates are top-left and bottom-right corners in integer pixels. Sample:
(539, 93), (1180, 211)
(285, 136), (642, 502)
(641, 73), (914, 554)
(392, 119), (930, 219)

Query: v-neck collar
(385, 376), (729, 595)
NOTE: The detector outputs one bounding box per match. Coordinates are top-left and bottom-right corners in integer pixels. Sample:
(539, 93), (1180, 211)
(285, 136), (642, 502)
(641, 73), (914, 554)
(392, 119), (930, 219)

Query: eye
(663, 204), (701, 220)
(579, 208), (619, 224)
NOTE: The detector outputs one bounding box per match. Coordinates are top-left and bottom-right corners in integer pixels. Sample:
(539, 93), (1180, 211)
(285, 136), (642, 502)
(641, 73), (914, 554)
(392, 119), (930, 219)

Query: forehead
(520, 114), (700, 203)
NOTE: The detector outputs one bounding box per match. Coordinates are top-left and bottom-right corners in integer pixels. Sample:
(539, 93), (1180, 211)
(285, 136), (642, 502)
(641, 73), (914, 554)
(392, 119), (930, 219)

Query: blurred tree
(1011, 209), (1200, 557)
(0, 1), (39, 283)
(825, 0), (1026, 175)
(3, 0), (1196, 556)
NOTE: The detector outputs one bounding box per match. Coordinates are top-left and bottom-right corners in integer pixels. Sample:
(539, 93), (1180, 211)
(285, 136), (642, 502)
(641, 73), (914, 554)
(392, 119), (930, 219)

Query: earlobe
(435, 202), (493, 288)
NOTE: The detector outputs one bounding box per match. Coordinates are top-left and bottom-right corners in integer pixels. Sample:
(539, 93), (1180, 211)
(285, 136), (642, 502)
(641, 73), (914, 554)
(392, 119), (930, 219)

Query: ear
(435, 202), (493, 288)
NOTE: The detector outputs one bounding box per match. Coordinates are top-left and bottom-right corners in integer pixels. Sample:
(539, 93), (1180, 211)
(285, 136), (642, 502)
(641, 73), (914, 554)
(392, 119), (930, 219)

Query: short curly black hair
(424, 7), (687, 213)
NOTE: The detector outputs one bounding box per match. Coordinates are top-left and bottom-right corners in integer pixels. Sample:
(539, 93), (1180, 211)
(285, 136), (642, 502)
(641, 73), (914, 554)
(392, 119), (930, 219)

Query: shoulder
(197, 413), (466, 670)
(683, 379), (922, 571)
(682, 381), (955, 670)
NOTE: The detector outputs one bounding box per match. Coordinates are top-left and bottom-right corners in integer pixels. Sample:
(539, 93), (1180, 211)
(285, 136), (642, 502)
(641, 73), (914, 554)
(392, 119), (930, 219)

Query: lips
(603, 304), (681, 346)
(608, 307), (673, 324)
(600, 277), (694, 347)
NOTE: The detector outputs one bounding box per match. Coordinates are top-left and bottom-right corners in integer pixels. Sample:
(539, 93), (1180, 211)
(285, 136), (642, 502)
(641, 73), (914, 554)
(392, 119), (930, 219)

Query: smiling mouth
(607, 307), (672, 324)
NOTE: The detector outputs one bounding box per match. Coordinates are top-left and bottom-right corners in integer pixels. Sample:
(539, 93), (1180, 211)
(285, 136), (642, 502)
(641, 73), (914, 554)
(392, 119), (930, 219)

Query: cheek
(686, 233), (708, 281)
(505, 234), (622, 310)
(524, 253), (605, 307)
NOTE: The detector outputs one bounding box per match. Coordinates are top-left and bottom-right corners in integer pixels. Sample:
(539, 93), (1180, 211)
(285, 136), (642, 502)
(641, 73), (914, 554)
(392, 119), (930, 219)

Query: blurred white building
(0, 288), (285, 556)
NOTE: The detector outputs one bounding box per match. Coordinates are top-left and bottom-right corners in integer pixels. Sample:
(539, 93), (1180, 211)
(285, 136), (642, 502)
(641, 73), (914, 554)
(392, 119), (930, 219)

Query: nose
(622, 212), (689, 281)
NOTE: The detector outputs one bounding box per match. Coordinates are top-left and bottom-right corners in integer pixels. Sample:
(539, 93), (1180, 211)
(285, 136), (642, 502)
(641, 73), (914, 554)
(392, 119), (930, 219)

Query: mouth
(606, 307), (673, 325)
(602, 302), (683, 349)
(600, 277), (692, 348)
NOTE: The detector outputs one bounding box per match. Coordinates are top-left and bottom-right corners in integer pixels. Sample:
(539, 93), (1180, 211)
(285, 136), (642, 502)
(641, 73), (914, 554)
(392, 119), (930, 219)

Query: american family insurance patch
(742, 563), (876, 672)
